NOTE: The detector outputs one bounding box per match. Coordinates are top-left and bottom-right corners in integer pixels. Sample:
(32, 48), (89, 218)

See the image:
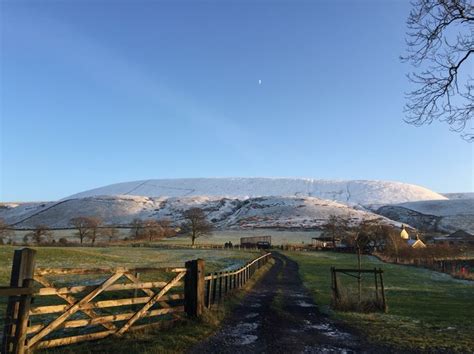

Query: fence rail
(204, 253), (271, 307)
(1, 248), (272, 353)
(330, 267), (387, 312)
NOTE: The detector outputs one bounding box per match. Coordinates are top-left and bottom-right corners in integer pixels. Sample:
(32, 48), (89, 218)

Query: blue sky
(1, 0), (473, 201)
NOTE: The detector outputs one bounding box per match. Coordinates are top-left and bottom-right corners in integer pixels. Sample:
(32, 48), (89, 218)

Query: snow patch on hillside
(65, 178), (446, 206)
(1, 195), (399, 230)
(443, 193), (474, 200)
(397, 199), (474, 217)
(377, 199), (474, 233)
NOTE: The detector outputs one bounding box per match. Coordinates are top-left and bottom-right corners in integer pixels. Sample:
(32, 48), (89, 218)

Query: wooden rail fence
(0, 248), (272, 353)
(204, 253), (272, 307)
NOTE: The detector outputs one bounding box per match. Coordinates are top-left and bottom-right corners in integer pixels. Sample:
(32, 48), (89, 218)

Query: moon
(258, 79), (262, 85)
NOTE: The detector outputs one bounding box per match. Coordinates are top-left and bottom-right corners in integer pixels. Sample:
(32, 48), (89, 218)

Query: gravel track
(189, 252), (372, 354)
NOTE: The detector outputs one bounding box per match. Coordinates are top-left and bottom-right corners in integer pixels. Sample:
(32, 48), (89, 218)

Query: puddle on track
(224, 322), (260, 346)
(245, 312), (259, 319)
(296, 300), (317, 307)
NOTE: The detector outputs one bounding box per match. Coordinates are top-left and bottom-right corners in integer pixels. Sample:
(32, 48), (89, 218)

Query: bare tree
(384, 227), (408, 263)
(26, 225), (53, 245)
(402, 0), (474, 140)
(129, 218), (169, 242)
(130, 218), (144, 240)
(70, 216), (101, 245)
(142, 220), (164, 242)
(344, 220), (378, 303)
(0, 218), (13, 244)
(181, 208), (213, 246)
(345, 221), (376, 268)
(157, 219), (177, 238)
(371, 224), (396, 252)
(322, 215), (349, 248)
(87, 217), (102, 245)
(70, 217), (90, 244)
(101, 227), (120, 244)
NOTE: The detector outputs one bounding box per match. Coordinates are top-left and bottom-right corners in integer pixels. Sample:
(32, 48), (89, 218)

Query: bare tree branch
(402, 0), (474, 141)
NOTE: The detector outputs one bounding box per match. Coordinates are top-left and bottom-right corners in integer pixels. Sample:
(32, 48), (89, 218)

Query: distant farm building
(407, 237), (427, 249)
(311, 236), (334, 249)
(400, 225), (410, 240)
(400, 225), (426, 248)
(240, 236), (271, 249)
(433, 230), (474, 246)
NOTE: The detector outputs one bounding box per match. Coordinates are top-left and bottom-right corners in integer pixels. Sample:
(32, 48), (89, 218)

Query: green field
(0, 244), (273, 353)
(0, 245), (261, 321)
(0, 245), (261, 281)
(284, 251), (474, 352)
(9, 229), (319, 247)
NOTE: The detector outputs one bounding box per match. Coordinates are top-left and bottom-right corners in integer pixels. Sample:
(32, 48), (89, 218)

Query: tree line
(321, 215), (466, 264)
(0, 207), (213, 246)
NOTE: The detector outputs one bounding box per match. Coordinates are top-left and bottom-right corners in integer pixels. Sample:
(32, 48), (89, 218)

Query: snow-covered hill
(376, 199), (474, 234)
(66, 178), (446, 206)
(2, 195), (398, 230)
(443, 192), (474, 200)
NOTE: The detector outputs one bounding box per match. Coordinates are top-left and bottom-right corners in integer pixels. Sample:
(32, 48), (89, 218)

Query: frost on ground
(189, 253), (366, 354)
(225, 322), (260, 345)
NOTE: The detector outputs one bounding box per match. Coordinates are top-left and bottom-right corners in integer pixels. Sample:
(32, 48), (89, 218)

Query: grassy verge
(41, 258), (274, 353)
(283, 251), (474, 352)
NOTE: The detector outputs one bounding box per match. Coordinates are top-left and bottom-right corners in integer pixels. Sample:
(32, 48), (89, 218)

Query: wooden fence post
(218, 272), (223, 302)
(207, 275), (213, 307)
(224, 272), (229, 294)
(14, 278), (34, 354)
(374, 268), (379, 304)
(2, 248), (36, 354)
(212, 272), (217, 305)
(379, 268), (387, 313)
(184, 259), (205, 318)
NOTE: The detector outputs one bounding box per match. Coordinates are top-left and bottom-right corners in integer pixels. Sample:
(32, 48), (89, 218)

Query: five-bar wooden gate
(1, 248), (272, 353)
(1, 249), (186, 353)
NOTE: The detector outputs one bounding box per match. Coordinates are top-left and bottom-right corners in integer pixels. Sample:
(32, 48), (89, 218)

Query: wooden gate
(1, 249), (187, 353)
(1, 249), (272, 353)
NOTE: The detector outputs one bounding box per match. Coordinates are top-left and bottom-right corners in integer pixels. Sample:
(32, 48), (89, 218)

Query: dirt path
(189, 252), (367, 353)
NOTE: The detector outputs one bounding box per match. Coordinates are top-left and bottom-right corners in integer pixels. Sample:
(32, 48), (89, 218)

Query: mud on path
(189, 252), (368, 354)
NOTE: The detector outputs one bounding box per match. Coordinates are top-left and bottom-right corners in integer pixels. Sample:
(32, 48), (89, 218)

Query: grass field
(9, 229), (319, 246)
(284, 251), (474, 352)
(0, 245), (261, 282)
(0, 245), (261, 322)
